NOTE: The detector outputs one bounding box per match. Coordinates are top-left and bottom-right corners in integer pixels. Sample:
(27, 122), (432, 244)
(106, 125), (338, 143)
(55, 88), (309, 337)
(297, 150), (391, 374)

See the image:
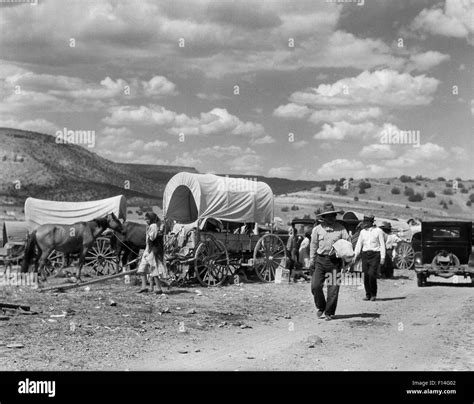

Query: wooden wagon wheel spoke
(394, 241), (415, 270)
(254, 234), (287, 282)
(194, 237), (229, 287)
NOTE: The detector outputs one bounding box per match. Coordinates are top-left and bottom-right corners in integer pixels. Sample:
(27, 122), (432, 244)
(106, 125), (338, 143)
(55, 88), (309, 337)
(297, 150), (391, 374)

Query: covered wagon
(24, 195), (127, 276)
(163, 172), (287, 286)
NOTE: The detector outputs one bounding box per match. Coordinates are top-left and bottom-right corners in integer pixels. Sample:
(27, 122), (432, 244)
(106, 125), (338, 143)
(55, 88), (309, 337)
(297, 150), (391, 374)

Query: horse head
(105, 212), (124, 234)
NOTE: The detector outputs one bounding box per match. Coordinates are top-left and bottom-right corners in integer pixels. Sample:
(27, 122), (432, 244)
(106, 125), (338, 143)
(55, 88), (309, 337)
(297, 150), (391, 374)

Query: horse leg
(38, 248), (53, 282)
(75, 246), (90, 282)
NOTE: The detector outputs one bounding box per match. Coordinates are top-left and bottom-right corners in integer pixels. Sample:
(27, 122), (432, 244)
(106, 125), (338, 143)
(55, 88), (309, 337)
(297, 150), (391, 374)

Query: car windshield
(432, 227), (461, 238)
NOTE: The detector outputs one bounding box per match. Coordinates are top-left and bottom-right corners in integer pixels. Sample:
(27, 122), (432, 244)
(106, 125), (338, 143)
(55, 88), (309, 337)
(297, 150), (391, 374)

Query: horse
(21, 213), (123, 282)
(111, 221), (146, 272)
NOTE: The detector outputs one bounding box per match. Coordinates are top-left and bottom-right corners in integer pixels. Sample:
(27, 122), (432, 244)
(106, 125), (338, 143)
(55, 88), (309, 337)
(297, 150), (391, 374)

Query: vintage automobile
(414, 221), (474, 287)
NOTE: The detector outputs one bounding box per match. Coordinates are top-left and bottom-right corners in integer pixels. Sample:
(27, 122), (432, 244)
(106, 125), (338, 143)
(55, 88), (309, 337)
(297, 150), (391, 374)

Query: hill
(0, 128), (187, 206)
(275, 177), (474, 223)
(0, 128), (322, 209)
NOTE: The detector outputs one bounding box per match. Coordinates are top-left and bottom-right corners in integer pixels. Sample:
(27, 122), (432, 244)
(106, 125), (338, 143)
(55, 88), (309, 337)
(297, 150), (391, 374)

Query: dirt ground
(0, 268), (472, 371)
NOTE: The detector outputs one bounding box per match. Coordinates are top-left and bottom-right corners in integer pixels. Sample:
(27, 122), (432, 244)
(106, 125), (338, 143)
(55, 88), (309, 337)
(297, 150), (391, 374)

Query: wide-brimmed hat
(363, 215), (375, 223)
(380, 221), (392, 231)
(316, 202), (343, 217)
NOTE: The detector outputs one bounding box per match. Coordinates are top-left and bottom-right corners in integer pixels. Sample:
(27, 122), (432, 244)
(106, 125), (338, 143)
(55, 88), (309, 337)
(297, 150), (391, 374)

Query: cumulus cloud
(268, 166), (295, 178)
(385, 142), (448, 168)
(411, 0), (474, 43)
(273, 103), (311, 119)
(0, 117), (59, 134)
(406, 51), (450, 72)
(314, 121), (377, 140)
(359, 144), (397, 159)
(290, 69), (439, 107)
(308, 107), (382, 125)
(316, 159), (387, 179)
(104, 105), (266, 139)
(229, 154), (262, 175)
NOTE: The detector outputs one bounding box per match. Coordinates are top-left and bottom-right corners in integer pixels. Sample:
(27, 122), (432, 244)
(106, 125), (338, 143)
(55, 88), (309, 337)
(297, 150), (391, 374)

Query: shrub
(386, 181), (391, 185)
(443, 188), (453, 195)
(405, 205), (410, 209)
(445, 182), (452, 188)
(377, 196), (381, 201)
(448, 199), (453, 205)
(467, 201), (472, 207)
(442, 202), (448, 209)
(290, 205), (299, 211)
(281, 206), (289, 212)
(359, 181), (371, 190)
(339, 189), (348, 196)
(359, 188), (366, 194)
(400, 175), (414, 183)
(334, 184), (341, 193)
(458, 182), (465, 189)
(320, 185), (327, 192)
(127, 210), (133, 214)
(408, 193), (424, 202)
(437, 177), (446, 181)
(354, 196), (359, 201)
(391, 187), (401, 195)
(416, 182), (421, 186)
(461, 188), (468, 194)
(426, 190), (436, 198)
(404, 187), (415, 197)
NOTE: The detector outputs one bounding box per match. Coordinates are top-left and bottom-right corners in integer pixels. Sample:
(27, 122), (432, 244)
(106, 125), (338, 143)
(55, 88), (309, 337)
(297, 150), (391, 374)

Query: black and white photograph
(0, 0), (472, 401)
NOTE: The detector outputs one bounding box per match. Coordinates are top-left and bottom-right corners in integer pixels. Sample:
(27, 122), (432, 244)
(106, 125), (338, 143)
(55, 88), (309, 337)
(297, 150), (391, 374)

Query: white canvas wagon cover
(24, 195), (127, 231)
(163, 172), (274, 224)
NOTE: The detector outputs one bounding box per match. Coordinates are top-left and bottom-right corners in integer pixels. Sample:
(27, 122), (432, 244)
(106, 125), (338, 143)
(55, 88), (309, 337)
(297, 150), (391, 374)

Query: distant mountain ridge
(0, 128), (323, 207)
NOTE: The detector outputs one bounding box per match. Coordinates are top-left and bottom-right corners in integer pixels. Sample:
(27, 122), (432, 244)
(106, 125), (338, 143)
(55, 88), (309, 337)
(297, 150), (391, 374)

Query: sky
(0, 0), (472, 180)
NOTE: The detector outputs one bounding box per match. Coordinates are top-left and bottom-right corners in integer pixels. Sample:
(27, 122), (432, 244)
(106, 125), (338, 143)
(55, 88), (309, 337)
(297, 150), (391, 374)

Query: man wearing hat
(309, 202), (350, 320)
(353, 216), (386, 301)
(379, 222), (401, 279)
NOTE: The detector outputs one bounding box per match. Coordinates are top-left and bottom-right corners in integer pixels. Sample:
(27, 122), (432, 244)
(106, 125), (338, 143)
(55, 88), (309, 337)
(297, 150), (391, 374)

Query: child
(137, 212), (167, 294)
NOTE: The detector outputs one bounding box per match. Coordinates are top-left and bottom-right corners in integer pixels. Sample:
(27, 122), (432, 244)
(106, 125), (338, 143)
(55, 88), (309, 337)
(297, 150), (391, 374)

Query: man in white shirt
(353, 216), (385, 301)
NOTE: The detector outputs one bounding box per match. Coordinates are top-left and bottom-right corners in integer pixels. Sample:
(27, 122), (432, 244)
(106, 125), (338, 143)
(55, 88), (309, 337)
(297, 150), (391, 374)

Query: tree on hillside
(443, 188), (453, 195)
(408, 193), (424, 202)
(426, 190), (436, 198)
(391, 187), (401, 195)
(469, 194), (474, 203)
(400, 175), (414, 183)
(404, 187), (415, 197)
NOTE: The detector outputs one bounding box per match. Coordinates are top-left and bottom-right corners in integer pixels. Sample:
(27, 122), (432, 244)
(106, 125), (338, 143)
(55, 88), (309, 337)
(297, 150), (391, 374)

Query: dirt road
(1, 269), (472, 371)
(122, 271), (473, 371)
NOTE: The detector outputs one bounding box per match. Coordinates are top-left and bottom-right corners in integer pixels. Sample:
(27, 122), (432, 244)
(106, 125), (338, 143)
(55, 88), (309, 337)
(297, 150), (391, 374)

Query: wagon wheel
(194, 237), (229, 287)
(44, 250), (65, 277)
(394, 241), (415, 270)
(85, 237), (118, 276)
(253, 234), (287, 282)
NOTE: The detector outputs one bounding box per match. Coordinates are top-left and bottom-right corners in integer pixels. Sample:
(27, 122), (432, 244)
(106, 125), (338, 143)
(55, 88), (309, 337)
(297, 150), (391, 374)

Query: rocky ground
(0, 268), (472, 371)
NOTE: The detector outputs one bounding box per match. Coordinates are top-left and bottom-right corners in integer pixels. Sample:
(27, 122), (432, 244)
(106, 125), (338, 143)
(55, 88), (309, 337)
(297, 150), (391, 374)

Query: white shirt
(355, 226), (386, 261)
(384, 233), (401, 249)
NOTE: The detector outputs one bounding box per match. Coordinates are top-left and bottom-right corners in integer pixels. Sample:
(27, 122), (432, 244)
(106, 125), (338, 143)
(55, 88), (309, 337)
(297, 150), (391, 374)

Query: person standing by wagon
(353, 216), (386, 301)
(379, 222), (400, 279)
(137, 212), (167, 294)
(309, 202), (349, 321)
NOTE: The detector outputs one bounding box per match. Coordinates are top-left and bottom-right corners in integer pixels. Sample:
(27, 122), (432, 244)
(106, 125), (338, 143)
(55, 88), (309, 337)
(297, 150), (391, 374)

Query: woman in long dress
(137, 212), (168, 294)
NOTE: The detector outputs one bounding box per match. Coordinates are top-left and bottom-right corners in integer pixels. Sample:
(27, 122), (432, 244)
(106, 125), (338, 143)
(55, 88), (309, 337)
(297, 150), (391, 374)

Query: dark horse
(111, 221), (146, 272)
(21, 213), (123, 281)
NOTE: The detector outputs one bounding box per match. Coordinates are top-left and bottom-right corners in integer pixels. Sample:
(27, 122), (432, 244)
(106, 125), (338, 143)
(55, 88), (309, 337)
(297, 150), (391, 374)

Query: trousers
(361, 251), (380, 298)
(311, 254), (343, 315)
